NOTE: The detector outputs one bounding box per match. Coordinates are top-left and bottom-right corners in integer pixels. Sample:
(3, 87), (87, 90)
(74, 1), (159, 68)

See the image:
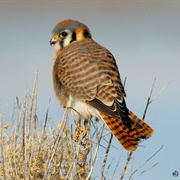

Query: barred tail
(99, 109), (154, 152)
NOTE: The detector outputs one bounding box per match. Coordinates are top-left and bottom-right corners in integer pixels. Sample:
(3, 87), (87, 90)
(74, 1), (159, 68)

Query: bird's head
(50, 19), (92, 50)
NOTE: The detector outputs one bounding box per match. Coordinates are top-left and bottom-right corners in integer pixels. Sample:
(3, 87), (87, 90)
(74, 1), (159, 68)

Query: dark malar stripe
(83, 29), (91, 38)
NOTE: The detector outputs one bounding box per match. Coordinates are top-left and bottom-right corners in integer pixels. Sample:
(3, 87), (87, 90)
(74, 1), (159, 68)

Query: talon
(81, 127), (87, 138)
(73, 132), (79, 141)
(73, 126), (87, 141)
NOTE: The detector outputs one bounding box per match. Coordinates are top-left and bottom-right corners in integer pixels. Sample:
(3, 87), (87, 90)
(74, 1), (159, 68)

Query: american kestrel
(50, 19), (154, 151)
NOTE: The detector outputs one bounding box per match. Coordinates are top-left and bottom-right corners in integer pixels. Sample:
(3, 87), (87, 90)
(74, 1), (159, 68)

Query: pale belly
(66, 95), (101, 121)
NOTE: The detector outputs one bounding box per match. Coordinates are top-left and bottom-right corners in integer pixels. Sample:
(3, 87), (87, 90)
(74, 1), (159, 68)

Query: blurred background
(0, 1), (180, 179)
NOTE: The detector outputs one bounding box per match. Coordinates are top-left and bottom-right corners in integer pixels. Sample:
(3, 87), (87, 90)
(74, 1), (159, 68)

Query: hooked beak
(50, 37), (57, 46)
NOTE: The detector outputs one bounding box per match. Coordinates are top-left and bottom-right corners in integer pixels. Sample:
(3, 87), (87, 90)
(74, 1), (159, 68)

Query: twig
(111, 156), (121, 180)
(29, 70), (38, 133)
(27, 72), (38, 180)
(86, 124), (105, 180)
(32, 72), (38, 139)
(13, 97), (22, 179)
(120, 152), (133, 180)
(100, 133), (113, 179)
(123, 77), (127, 88)
(105, 157), (115, 177)
(97, 148), (121, 161)
(37, 98), (51, 158)
(120, 77), (163, 180)
(142, 77), (168, 120)
(43, 98), (51, 133)
(65, 134), (82, 180)
(132, 162), (158, 180)
(142, 77), (156, 120)
(129, 145), (164, 179)
(130, 155), (135, 177)
(150, 82), (168, 104)
(43, 109), (68, 180)
(0, 116), (7, 180)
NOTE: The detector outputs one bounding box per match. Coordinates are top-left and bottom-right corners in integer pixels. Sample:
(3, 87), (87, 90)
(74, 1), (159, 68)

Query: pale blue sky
(0, 1), (180, 179)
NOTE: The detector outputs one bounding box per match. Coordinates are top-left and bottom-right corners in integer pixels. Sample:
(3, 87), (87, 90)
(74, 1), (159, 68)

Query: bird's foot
(73, 126), (87, 141)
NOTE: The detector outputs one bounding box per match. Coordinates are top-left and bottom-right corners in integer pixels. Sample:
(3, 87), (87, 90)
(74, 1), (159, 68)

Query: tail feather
(99, 109), (154, 152)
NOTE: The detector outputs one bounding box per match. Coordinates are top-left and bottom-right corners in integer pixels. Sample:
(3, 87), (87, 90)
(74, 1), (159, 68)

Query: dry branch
(120, 77), (165, 180)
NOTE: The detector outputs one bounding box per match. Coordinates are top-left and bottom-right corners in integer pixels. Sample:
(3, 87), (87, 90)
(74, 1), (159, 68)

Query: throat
(54, 49), (61, 60)
(54, 42), (61, 51)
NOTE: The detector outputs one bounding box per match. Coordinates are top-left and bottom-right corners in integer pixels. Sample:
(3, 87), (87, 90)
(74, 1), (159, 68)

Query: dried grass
(0, 74), (164, 180)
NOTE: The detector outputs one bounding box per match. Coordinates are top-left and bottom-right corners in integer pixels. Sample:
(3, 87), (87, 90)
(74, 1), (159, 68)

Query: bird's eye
(60, 31), (68, 38)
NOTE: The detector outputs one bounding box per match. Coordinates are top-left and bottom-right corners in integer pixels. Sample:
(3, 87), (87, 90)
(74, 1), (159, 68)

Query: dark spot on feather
(83, 29), (91, 38)
(70, 32), (76, 43)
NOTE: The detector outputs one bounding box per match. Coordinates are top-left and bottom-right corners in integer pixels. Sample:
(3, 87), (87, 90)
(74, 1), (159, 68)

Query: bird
(50, 19), (154, 152)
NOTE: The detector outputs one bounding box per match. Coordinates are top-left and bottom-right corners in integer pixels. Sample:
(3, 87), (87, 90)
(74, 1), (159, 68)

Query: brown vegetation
(0, 74), (164, 180)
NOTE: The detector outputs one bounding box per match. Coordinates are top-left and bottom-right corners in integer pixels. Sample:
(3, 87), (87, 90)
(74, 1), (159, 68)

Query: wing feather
(54, 39), (129, 124)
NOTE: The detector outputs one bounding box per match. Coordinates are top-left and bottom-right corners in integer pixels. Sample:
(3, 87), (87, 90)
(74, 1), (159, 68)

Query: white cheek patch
(53, 32), (72, 50)
(63, 34), (73, 47)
